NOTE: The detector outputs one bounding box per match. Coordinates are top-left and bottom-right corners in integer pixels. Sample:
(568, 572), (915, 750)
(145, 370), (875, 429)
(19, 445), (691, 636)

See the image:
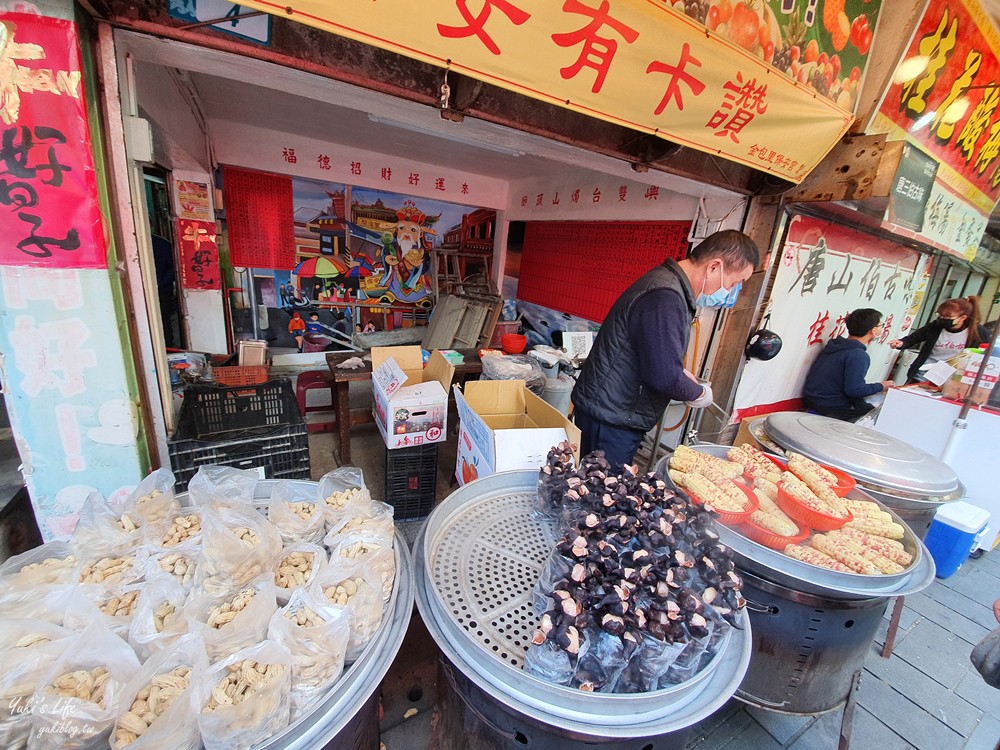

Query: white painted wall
(134, 61), (209, 172)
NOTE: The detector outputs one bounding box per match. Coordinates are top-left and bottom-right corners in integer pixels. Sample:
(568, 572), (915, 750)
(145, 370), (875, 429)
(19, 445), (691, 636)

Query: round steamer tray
(655, 447), (935, 601)
(180, 480), (415, 750)
(414, 470), (753, 739)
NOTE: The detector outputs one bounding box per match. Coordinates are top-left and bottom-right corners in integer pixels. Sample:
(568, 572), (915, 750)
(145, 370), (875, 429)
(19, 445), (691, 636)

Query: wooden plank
(782, 134), (888, 203)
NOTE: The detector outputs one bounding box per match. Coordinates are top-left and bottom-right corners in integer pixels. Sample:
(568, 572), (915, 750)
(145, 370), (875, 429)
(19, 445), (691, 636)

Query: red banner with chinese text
(223, 166), (296, 270)
(234, 0), (854, 183)
(0, 14), (107, 269)
(871, 0), (1000, 215)
(177, 219), (221, 290)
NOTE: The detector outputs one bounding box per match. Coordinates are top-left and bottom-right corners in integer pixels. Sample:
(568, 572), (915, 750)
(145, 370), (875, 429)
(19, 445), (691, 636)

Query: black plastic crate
(177, 379), (299, 440)
(168, 421), (311, 492)
(384, 443), (438, 520)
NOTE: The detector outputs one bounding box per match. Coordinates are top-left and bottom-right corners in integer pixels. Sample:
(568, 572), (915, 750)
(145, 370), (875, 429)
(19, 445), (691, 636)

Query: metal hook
(440, 68), (452, 110)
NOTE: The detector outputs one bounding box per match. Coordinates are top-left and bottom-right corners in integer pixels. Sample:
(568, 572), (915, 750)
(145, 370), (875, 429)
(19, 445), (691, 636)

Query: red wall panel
(223, 166), (296, 270)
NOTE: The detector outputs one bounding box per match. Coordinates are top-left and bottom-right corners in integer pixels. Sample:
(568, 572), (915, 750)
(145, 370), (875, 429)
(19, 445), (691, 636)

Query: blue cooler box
(925, 501), (990, 579)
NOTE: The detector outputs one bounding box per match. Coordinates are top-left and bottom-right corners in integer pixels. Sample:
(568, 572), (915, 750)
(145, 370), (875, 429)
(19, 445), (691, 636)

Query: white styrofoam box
(935, 500), (990, 534)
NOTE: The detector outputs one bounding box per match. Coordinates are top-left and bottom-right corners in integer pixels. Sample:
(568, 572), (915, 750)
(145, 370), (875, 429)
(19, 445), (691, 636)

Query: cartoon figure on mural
(374, 201), (436, 308)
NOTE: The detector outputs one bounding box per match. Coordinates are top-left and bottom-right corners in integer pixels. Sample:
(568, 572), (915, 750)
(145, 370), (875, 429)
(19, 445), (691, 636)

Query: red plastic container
(687, 481), (759, 526)
(740, 516), (810, 550)
(500, 333), (527, 354)
(776, 482), (853, 532)
(823, 465), (857, 497)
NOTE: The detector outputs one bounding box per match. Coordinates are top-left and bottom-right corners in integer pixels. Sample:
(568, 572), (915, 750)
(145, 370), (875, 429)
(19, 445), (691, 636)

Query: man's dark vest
(571, 259), (697, 433)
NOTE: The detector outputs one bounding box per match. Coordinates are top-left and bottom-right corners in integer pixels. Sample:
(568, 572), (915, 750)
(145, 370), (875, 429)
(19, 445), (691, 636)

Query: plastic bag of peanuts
(187, 465), (259, 511)
(0, 541), (79, 591)
(317, 467), (372, 526)
(323, 500), (395, 548)
(110, 632), (207, 750)
(127, 577), (190, 662)
(267, 588), (349, 717)
(121, 469), (180, 527)
(29, 619), (141, 750)
(196, 505), (282, 596)
(71, 492), (144, 553)
(184, 575), (278, 663)
(0, 618), (75, 750)
(195, 639), (292, 750)
(308, 560), (384, 662)
(326, 530), (395, 603)
(273, 543), (327, 606)
(267, 481), (326, 545)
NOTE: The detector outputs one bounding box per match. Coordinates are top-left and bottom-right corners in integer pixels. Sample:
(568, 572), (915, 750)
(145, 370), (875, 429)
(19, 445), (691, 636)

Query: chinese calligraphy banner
(732, 214), (926, 421)
(0, 14), (108, 269)
(233, 0), (855, 183)
(871, 0), (1000, 216)
(177, 219), (221, 290)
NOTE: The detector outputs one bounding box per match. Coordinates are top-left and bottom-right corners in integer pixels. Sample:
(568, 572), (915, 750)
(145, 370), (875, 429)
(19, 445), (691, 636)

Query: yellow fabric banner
(235, 0), (853, 183)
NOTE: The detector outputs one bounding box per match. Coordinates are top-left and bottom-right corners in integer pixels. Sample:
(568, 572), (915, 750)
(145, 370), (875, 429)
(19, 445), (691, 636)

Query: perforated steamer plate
(415, 470), (754, 738)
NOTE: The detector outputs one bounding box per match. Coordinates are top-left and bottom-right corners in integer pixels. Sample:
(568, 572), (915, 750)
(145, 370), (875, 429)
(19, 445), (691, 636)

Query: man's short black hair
(846, 308), (882, 337)
(687, 230), (760, 272)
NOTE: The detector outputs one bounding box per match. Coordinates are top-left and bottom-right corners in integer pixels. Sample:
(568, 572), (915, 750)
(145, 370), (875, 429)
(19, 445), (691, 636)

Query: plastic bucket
(541, 374), (575, 416)
(302, 333), (333, 353)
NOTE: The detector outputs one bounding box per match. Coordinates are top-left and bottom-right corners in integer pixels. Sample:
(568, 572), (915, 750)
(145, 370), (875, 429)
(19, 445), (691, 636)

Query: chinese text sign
(0, 14), (108, 269)
(235, 0), (853, 183)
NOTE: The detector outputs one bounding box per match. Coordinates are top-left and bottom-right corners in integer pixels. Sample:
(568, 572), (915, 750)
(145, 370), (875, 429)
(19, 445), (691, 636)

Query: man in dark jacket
(571, 230), (759, 466)
(802, 308), (894, 422)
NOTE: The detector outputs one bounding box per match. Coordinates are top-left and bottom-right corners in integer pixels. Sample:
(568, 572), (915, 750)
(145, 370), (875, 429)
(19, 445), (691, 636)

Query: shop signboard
(234, 0), (875, 183)
(0, 14), (108, 270)
(919, 177), (989, 260)
(888, 143), (938, 232)
(167, 0), (272, 44)
(732, 214), (927, 422)
(871, 0), (1000, 218)
(177, 218), (221, 290)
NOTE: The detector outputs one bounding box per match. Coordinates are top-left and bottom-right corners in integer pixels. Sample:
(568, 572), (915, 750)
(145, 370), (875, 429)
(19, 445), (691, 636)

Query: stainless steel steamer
(655, 447), (935, 718)
(414, 470), (754, 747)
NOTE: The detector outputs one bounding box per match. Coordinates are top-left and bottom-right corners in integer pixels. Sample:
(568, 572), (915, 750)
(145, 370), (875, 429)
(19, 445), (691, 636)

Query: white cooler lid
(935, 500), (990, 533)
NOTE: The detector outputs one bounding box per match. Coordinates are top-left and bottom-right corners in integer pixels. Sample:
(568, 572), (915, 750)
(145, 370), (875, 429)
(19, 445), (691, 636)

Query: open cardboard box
(372, 346), (455, 449)
(454, 379), (581, 485)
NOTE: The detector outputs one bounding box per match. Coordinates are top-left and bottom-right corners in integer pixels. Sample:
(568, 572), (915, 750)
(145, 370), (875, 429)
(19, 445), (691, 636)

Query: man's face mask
(696, 264), (742, 309)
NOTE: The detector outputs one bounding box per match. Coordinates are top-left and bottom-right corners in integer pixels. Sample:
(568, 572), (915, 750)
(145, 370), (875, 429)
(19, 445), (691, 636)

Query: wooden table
(325, 349), (483, 463)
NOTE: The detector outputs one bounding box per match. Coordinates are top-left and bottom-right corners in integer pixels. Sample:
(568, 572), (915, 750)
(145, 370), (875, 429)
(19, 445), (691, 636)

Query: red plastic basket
(740, 516), (809, 550)
(212, 365), (270, 387)
(776, 482), (853, 532)
(823, 465), (857, 497)
(687, 481), (759, 526)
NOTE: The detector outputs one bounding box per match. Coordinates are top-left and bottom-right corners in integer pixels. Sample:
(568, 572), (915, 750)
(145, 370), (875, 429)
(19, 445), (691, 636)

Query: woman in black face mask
(888, 295), (989, 383)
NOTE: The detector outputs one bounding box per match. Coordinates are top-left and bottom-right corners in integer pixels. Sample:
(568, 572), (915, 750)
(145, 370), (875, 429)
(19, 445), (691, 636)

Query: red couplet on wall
(517, 221), (691, 323)
(177, 219), (221, 290)
(222, 165), (296, 270)
(0, 14), (108, 269)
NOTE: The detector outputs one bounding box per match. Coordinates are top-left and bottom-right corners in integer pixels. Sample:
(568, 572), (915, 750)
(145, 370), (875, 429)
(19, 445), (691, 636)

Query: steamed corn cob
(670, 445), (744, 478)
(787, 452), (838, 484)
(673, 472), (746, 513)
(793, 468), (850, 519)
(810, 534), (880, 575)
(784, 544), (853, 572)
(753, 476), (779, 501)
(842, 515), (905, 540)
(822, 531), (903, 574)
(728, 445), (781, 483)
(837, 528), (913, 566)
(748, 509), (799, 537)
(843, 500), (893, 523)
(780, 472), (847, 518)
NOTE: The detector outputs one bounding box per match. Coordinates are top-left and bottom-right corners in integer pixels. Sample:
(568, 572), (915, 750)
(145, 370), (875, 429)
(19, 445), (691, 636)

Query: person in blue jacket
(802, 308), (895, 422)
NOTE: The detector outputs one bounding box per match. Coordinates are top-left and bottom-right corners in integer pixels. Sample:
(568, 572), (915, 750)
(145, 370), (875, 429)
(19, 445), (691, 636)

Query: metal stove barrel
(655, 446), (936, 715)
(414, 470), (754, 746)
(762, 412), (963, 540)
(179, 480), (415, 750)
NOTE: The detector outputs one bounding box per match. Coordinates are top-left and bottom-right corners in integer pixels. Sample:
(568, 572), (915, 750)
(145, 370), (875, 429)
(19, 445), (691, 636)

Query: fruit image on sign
(675, 0), (881, 112)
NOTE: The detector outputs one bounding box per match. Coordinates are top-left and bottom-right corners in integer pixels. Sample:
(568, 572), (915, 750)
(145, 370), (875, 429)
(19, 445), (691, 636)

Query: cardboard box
(372, 346), (455, 450)
(941, 350), (1000, 406)
(454, 379), (581, 485)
